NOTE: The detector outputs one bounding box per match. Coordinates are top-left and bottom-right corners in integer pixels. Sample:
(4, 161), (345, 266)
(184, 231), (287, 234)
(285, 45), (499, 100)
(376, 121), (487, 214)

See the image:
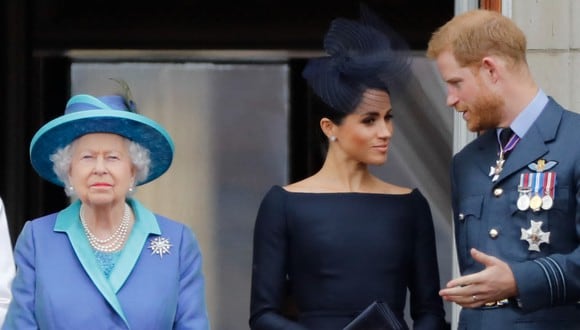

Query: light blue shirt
(496, 89), (549, 140)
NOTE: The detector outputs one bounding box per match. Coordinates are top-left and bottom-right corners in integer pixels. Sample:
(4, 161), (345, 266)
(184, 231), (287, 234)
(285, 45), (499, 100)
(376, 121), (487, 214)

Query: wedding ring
(472, 295), (478, 302)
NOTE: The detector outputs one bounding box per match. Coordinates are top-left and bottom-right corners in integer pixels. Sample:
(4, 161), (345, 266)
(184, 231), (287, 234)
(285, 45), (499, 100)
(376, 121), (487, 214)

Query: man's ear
(480, 56), (500, 83)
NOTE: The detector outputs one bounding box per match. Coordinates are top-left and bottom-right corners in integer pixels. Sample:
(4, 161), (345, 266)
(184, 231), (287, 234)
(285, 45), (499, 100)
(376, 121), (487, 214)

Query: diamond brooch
(148, 236), (172, 258)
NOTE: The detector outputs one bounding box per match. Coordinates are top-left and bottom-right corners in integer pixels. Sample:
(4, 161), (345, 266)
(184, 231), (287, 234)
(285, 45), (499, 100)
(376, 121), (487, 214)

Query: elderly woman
(3, 92), (209, 329)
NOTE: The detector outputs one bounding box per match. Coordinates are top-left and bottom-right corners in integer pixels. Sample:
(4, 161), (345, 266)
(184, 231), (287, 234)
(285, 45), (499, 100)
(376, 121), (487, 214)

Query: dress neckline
(274, 185), (416, 197)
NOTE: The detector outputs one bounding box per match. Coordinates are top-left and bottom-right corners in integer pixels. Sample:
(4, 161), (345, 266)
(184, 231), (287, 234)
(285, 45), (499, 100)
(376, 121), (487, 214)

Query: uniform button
(489, 228), (499, 238)
(458, 213), (465, 221)
(493, 187), (503, 197)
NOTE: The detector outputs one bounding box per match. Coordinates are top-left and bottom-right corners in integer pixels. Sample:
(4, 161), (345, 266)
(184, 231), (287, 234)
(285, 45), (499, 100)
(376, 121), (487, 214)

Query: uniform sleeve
(3, 221), (38, 330)
(408, 190), (447, 330)
(0, 199), (15, 327)
(249, 186), (306, 330)
(173, 226), (210, 330)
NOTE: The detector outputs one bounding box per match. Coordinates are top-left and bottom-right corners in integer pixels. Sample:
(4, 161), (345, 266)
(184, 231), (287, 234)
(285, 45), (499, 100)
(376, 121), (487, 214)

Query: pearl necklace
(80, 203), (131, 252)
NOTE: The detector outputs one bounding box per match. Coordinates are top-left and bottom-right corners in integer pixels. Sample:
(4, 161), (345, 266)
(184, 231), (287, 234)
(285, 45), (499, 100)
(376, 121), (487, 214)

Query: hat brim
(30, 109), (174, 187)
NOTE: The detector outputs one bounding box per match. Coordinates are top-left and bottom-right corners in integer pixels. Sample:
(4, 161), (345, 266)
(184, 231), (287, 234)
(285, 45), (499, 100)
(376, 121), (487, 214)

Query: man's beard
(462, 88), (504, 132)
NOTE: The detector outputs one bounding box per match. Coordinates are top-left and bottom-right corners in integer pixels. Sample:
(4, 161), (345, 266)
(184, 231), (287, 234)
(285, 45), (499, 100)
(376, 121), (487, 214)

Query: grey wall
(71, 56), (453, 328)
(372, 57), (453, 324)
(72, 62), (289, 329)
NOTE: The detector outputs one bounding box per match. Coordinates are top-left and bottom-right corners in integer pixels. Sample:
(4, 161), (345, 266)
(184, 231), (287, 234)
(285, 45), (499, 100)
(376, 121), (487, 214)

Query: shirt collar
(498, 89), (548, 138)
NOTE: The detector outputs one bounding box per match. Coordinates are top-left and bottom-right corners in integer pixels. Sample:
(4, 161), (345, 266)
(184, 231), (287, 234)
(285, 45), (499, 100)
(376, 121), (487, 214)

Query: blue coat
(451, 98), (580, 329)
(3, 199), (209, 330)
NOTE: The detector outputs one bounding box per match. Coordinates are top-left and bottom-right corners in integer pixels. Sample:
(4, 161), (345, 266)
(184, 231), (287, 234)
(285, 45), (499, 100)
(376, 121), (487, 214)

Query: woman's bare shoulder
(283, 177), (323, 193)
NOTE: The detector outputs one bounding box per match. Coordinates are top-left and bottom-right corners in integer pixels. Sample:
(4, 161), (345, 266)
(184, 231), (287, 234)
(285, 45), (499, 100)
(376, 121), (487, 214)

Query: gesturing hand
(439, 248), (518, 308)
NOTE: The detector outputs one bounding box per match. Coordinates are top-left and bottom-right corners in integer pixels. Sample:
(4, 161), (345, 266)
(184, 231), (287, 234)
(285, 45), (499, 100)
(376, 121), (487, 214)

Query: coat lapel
(53, 201), (129, 327)
(472, 130), (500, 177)
(108, 198), (161, 293)
(496, 125), (547, 182)
(496, 98), (562, 183)
(53, 199), (162, 328)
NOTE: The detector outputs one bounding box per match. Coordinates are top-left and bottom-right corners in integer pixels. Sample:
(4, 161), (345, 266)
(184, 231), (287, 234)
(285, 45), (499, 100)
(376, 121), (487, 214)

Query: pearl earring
(329, 135), (337, 142)
(128, 186), (134, 194)
(66, 185), (74, 193)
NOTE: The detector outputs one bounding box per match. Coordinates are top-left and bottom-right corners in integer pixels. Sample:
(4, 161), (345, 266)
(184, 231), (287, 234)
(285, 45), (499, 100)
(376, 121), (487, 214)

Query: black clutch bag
(343, 300), (405, 330)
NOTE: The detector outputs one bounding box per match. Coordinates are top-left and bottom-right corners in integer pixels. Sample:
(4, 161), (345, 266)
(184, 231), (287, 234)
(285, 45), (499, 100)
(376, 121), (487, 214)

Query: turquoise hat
(29, 94), (175, 187)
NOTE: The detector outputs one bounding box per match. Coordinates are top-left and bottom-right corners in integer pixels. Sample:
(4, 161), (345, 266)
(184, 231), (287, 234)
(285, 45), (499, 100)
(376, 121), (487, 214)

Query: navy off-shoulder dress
(250, 185), (446, 329)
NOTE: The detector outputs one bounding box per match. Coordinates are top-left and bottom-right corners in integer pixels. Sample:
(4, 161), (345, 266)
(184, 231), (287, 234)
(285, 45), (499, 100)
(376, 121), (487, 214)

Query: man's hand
(439, 248), (518, 308)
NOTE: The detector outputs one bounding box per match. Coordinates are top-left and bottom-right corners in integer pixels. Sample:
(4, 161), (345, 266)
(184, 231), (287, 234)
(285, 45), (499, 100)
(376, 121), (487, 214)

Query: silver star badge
(520, 220), (550, 252)
(148, 237), (172, 258)
(489, 159), (505, 182)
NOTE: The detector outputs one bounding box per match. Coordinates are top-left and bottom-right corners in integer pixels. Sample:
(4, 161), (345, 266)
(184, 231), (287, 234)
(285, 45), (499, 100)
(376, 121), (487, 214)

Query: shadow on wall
(372, 56), (453, 326)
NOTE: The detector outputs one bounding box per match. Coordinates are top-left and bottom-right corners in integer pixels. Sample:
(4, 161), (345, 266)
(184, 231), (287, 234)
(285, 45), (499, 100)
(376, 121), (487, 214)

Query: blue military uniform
(451, 93), (580, 329)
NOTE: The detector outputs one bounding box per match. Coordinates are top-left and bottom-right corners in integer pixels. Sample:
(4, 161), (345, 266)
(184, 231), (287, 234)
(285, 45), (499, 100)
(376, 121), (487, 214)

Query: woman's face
(68, 133), (135, 208)
(333, 89), (393, 165)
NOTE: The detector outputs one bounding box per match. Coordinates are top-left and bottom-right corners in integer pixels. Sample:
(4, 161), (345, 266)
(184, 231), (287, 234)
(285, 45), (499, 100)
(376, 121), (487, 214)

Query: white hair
(50, 137), (151, 197)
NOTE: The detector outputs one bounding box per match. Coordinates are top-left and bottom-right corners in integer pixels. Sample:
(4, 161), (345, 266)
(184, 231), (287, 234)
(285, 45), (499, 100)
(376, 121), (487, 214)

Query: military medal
(541, 195), (553, 210)
(529, 172), (544, 212)
(529, 194), (542, 211)
(518, 160), (559, 212)
(541, 172), (556, 210)
(520, 220), (550, 251)
(489, 158), (505, 183)
(517, 191), (530, 211)
(517, 174), (532, 211)
(490, 130), (520, 182)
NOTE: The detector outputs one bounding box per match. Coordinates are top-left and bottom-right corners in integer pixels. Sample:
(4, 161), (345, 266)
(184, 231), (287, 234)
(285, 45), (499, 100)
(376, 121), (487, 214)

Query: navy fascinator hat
(30, 90), (175, 187)
(302, 5), (412, 115)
